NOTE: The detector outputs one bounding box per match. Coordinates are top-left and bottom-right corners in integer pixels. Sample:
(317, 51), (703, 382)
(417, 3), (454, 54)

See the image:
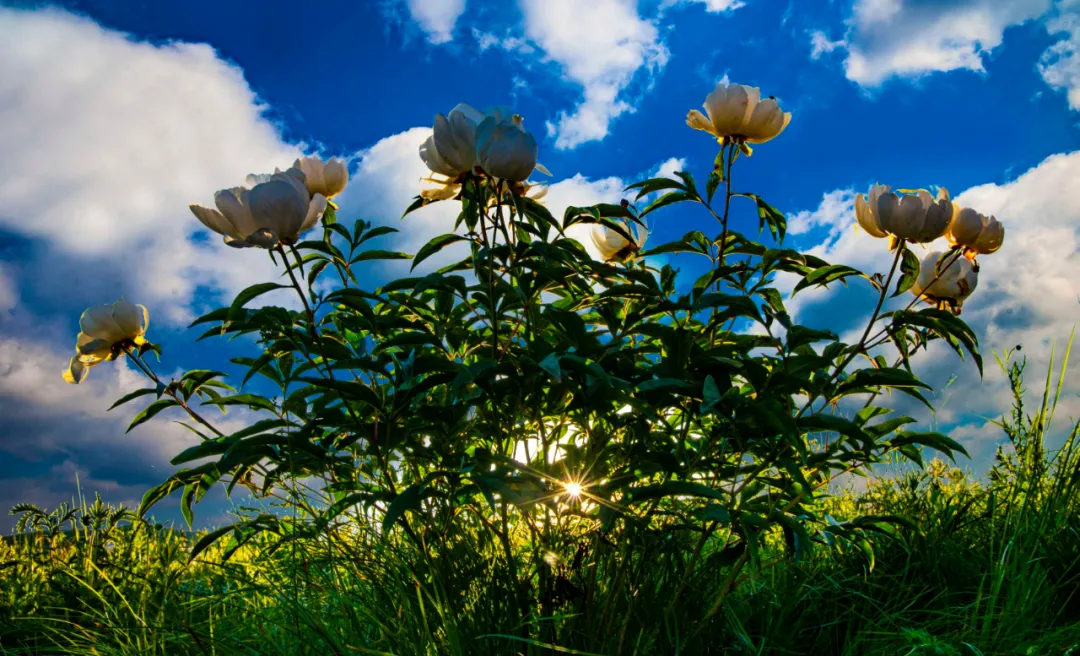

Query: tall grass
(4, 345), (1080, 655)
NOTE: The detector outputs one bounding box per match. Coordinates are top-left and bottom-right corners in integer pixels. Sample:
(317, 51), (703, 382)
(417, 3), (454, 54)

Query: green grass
(4, 350), (1080, 655)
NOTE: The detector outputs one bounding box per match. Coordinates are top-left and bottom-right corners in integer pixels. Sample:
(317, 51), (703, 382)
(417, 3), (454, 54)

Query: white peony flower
(911, 250), (978, 313)
(192, 169), (325, 248)
(946, 205), (1005, 260)
(590, 221), (648, 262)
(854, 184), (953, 244)
(292, 155), (349, 199)
(686, 82), (791, 145)
(63, 299), (149, 384)
(475, 114), (538, 182)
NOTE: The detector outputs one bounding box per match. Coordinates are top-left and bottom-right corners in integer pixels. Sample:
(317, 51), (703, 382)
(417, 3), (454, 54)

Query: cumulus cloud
(0, 7), (313, 324)
(519, 0), (670, 150)
(816, 0), (1052, 87)
(1040, 0), (1080, 110)
(786, 151), (1080, 472)
(402, 0), (468, 44)
(0, 334), (257, 532)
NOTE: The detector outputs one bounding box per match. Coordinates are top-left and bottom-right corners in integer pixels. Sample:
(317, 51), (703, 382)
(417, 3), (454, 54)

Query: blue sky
(1, 0), (1078, 532)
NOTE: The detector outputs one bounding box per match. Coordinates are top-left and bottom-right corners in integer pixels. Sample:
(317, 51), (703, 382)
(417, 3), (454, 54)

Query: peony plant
(64, 82), (1008, 645)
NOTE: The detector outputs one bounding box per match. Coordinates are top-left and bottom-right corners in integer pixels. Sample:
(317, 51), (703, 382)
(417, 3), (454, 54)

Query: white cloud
(654, 157), (688, 180)
(1040, 0), (1080, 110)
(809, 30), (846, 60)
(787, 151), (1080, 471)
(661, 0), (746, 13)
(519, 0), (670, 149)
(820, 0), (1052, 87)
(787, 189), (855, 236)
(403, 0), (467, 44)
(0, 7), (312, 323)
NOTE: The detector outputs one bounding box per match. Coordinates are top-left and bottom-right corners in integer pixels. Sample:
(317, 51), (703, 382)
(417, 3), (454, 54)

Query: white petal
(80, 305), (123, 342)
(215, 188), (259, 237)
(248, 179), (308, 241)
(111, 298), (142, 339)
(300, 194), (328, 233)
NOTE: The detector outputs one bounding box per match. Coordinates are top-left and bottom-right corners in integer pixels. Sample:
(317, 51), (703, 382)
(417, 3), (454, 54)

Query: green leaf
(638, 191), (696, 218)
(108, 388), (157, 411)
(351, 250), (412, 264)
(181, 483), (196, 529)
(701, 375), (722, 413)
(356, 225), (399, 246)
(797, 415), (872, 449)
(229, 283), (290, 320)
(538, 353), (562, 382)
(411, 234), (470, 271)
(297, 377), (383, 410)
(127, 399), (179, 433)
(705, 148), (726, 204)
(189, 524), (236, 563)
(625, 176), (686, 201)
(792, 264), (866, 297)
(891, 431), (970, 462)
(188, 307), (229, 329)
(746, 194), (787, 243)
(893, 245), (920, 297)
(382, 484), (427, 534)
(199, 393), (277, 413)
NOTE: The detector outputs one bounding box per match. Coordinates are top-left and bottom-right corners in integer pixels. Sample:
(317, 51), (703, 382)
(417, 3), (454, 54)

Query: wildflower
(947, 205), (1004, 260)
(291, 156), (349, 199)
(911, 250), (978, 314)
(590, 221), (648, 262)
(855, 184), (953, 246)
(190, 169), (323, 248)
(63, 299), (149, 384)
(686, 82), (791, 145)
(475, 114), (538, 182)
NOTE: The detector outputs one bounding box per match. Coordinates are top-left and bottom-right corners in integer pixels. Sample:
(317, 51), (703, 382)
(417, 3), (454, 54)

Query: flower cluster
(190, 156), (348, 249)
(683, 80), (1005, 315)
(853, 183), (1005, 313)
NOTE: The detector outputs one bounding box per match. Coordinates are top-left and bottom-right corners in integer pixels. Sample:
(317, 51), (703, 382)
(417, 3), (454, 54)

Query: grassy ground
(3, 355), (1080, 655)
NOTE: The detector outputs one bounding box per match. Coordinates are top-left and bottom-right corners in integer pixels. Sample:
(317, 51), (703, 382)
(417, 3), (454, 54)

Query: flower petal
(854, 193), (887, 238)
(215, 187), (259, 238)
(686, 109), (715, 135)
(189, 204), (236, 238)
(80, 305), (123, 342)
(248, 179), (308, 242)
(300, 194), (328, 233)
(63, 355), (87, 384)
(322, 158), (349, 198)
(112, 298), (142, 339)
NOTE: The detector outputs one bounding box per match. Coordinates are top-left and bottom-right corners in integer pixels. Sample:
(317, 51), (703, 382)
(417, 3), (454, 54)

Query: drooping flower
(590, 221), (648, 262)
(946, 205), (1005, 260)
(63, 299), (149, 384)
(686, 82), (791, 145)
(475, 114), (538, 182)
(854, 184), (953, 245)
(191, 169), (324, 248)
(911, 251), (979, 314)
(292, 156), (349, 199)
